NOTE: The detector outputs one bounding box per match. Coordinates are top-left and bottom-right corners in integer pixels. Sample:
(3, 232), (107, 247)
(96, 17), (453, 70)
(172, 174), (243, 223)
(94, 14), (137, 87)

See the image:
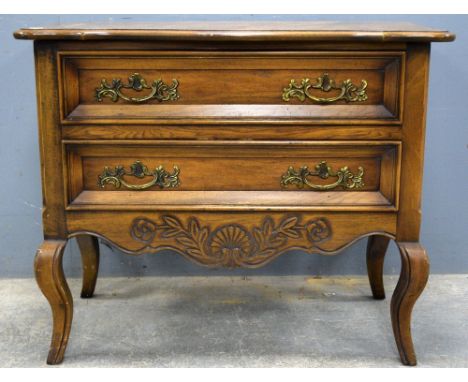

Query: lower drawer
(65, 140), (401, 211)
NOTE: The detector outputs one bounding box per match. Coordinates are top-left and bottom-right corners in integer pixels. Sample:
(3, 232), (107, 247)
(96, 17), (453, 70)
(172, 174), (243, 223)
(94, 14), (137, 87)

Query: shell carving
(130, 215), (332, 268)
(209, 225), (254, 267)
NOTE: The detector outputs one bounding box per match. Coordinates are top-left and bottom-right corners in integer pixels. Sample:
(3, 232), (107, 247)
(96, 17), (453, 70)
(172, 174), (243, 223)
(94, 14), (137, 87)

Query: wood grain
(17, 22), (453, 365)
(391, 242), (430, 366)
(65, 141), (396, 192)
(34, 240), (72, 365)
(397, 44), (430, 241)
(76, 235), (100, 298)
(66, 211), (397, 256)
(366, 235), (391, 299)
(13, 21), (455, 42)
(34, 42), (67, 238)
(69, 191), (394, 211)
(61, 124), (404, 141)
(58, 51), (403, 124)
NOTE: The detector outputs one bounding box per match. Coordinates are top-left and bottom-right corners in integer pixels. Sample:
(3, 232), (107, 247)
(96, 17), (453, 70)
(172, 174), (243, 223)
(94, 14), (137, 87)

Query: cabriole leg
(34, 240), (73, 365)
(391, 242), (429, 366)
(366, 235), (391, 299)
(76, 235), (100, 298)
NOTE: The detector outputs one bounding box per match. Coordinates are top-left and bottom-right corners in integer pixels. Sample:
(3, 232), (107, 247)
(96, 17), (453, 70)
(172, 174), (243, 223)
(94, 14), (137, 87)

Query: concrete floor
(0, 275), (466, 367)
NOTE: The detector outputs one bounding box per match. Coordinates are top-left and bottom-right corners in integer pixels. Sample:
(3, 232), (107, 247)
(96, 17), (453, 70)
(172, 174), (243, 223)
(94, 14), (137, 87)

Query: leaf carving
(278, 216), (301, 238)
(253, 227), (265, 247)
(160, 227), (182, 238)
(187, 248), (204, 258)
(162, 215), (182, 229)
(175, 236), (198, 248)
(256, 248), (276, 258)
(188, 218), (200, 237)
(280, 216), (299, 230)
(129, 214), (332, 268)
(198, 227), (209, 245)
(268, 236), (287, 248)
(262, 217), (274, 237)
(281, 228), (301, 239)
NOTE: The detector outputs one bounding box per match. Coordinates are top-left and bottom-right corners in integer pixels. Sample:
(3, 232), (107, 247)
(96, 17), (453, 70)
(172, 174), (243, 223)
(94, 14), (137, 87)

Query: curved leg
(76, 235), (100, 298)
(391, 242), (429, 366)
(34, 240), (73, 365)
(366, 235), (390, 299)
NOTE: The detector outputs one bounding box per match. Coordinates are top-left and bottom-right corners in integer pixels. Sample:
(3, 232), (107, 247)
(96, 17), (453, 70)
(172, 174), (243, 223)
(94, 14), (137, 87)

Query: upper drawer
(58, 51), (405, 125)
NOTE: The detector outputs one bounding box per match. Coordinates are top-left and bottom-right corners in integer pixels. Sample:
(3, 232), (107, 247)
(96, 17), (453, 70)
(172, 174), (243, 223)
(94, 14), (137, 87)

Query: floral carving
(130, 218), (158, 243)
(130, 215), (332, 268)
(305, 219), (332, 243)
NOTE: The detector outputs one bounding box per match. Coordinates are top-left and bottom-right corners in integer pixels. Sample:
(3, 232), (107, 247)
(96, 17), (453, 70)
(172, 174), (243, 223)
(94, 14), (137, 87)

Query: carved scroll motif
(129, 214), (332, 268)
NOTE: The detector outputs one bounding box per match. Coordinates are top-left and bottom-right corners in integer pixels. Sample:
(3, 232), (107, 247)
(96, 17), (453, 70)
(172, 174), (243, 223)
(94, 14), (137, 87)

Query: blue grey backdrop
(0, 14), (467, 278)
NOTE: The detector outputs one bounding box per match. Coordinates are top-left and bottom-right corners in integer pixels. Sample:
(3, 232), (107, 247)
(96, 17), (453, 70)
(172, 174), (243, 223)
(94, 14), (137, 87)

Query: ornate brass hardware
(95, 73), (179, 103)
(281, 161), (364, 190)
(98, 160), (180, 190)
(282, 73), (368, 103)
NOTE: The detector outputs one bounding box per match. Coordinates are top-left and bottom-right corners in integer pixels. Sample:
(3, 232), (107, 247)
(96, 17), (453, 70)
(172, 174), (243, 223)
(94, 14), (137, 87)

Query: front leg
(76, 235), (100, 298)
(34, 240), (73, 365)
(391, 242), (429, 366)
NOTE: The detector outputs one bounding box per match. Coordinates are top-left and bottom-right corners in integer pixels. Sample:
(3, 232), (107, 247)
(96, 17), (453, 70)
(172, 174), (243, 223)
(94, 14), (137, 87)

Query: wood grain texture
(391, 242), (430, 366)
(366, 235), (391, 299)
(68, 191), (394, 212)
(52, 40), (411, 54)
(18, 22), (453, 365)
(397, 44), (430, 241)
(59, 51), (402, 124)
(66, 211), (397, 258)
(34, 42), (67, 238)
(34, 240), (72, 365)
(63, 141), (399, 204)
(61, 124), (404, 141)
(13, 21), (455, 42)
(76, 235), (100, 298)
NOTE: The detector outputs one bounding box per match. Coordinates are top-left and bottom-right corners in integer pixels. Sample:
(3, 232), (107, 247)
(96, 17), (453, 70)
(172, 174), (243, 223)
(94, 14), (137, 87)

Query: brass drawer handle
(282, 73), (368, 104)
(95, 72), (179, 103)
(98, 160), (180, 190)
(281, 161), (364, 190)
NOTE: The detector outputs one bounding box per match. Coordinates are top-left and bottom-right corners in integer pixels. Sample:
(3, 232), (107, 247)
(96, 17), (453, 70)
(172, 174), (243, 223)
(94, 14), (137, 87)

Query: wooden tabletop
(13, 21), (455, 42)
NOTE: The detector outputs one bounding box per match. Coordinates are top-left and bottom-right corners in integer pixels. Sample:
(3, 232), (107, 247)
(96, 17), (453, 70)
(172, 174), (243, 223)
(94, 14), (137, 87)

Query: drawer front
(65, 141), (400, 211)
(59, 51), (404, 125)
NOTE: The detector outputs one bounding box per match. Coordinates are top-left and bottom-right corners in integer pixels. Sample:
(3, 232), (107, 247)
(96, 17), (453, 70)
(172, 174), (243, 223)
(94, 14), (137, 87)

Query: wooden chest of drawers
(14, 21), (454, 365)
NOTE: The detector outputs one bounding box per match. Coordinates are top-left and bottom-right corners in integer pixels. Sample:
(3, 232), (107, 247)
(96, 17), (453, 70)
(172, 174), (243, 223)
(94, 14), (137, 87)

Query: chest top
(14, 21), (454, 42)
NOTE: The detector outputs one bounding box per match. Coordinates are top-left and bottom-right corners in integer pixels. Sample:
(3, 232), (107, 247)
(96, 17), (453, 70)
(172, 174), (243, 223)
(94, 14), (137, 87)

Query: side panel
(397, 43), (431, 241)
(34, 41), (67, 238)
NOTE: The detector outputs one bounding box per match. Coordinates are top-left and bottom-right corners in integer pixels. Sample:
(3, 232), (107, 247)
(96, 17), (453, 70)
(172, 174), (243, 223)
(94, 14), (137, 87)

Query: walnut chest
(14, 21), (455, 365)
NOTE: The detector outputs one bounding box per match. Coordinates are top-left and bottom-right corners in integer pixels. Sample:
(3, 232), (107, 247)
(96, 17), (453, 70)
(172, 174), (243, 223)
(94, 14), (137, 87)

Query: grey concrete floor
(0, 275), (467, 367)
